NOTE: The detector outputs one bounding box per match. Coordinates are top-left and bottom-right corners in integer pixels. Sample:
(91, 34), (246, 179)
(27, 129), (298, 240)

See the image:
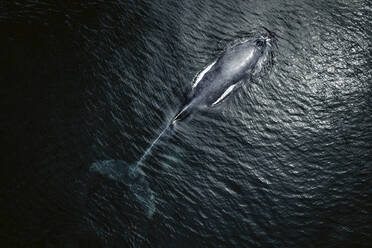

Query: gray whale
(173, 30), (277, 124)
(88, 30), (277, 218)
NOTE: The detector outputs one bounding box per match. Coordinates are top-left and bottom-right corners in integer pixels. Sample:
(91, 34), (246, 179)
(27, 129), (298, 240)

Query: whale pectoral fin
(211, 84), (237, 106)
(192, 60), (217, 89)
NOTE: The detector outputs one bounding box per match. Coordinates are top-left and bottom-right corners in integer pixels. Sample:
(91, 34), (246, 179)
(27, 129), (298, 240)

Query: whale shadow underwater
(89, 29), (278, 218)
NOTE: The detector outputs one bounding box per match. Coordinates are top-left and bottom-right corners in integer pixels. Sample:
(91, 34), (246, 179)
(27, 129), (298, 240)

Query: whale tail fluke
(87, 123), (174, 218)
(89, 160), (156, 218)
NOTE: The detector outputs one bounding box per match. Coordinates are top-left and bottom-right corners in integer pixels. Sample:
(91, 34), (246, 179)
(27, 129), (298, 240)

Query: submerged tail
(89, 160), (156, 218)
(88, 123), (173, 218)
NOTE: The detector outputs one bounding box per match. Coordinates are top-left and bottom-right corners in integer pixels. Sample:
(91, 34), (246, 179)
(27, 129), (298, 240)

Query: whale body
(88, 30), (277, 218)
(173, 31), (276, 124)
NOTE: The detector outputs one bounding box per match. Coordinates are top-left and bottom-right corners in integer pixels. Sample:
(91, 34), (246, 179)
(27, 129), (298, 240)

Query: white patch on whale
(192, 60), (216, 88)
(172, 103), (191, 124)
(212, 84), (236, 106)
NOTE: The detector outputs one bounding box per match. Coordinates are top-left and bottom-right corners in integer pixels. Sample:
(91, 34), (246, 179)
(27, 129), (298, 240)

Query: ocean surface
(1, 0), (372, 247)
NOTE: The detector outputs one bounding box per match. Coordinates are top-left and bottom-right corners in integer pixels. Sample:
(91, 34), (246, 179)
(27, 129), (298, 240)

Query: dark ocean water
(1, 0), (372, 247)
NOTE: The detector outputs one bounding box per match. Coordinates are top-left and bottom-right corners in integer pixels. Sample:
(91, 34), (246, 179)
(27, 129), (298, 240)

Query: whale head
(223, 30), (277, 77)
(254, 29), (278, 54)
(252, 29), (278, 75)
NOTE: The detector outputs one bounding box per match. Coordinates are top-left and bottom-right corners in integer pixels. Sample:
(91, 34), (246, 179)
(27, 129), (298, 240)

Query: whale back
(180, 32), (277, 119)
(217, 42), (259, 78)
(190, 40), (263, 104)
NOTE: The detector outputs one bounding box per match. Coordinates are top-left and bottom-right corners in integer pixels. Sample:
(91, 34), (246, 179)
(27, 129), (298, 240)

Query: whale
(88, 29), (277, 218)
(172, 30), (277, 124)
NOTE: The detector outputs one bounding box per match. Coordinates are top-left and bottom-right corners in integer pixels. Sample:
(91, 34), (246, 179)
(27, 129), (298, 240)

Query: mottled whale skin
(172, 32), (276, 124)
